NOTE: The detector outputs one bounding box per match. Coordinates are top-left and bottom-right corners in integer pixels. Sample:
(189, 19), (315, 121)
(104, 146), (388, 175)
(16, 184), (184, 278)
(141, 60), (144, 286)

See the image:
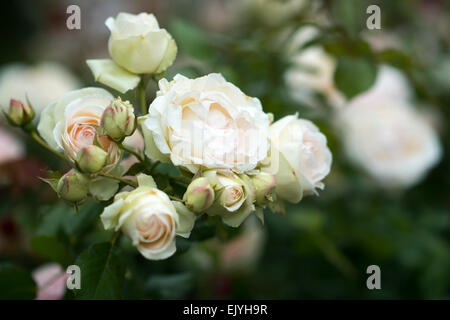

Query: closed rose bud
(252, 172), (276, 206)
(56, 171), (89, 203)
(76, 145), (109, 174)
(101, 98), (136, 141)
(183, 177), (215, 213)
(6, 99), (34, 126)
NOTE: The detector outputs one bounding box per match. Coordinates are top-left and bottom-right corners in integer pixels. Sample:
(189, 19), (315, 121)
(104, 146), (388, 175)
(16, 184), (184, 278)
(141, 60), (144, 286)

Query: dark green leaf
(0, 263), (36, 300)
(30, 235), (73, 267)
(334, 56), (377, 99)
(146, 272), (193, 299)
(74, 242), (125, 299)
(170, 19), (215, 61)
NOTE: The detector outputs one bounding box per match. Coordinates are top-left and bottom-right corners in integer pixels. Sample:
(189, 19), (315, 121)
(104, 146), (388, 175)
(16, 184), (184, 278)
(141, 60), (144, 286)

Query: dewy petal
(86, 59), (140, 93)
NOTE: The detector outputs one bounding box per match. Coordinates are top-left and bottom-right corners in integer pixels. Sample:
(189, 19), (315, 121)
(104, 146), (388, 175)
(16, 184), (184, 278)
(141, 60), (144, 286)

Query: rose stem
(30, 130), (66, 160)
(117, 141), (144, 163)
(139, 78), (147, 115)
(168, 195), (183, 202)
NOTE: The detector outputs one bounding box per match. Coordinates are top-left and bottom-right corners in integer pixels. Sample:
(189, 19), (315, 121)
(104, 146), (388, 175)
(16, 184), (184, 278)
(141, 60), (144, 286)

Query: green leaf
(0, 263), (36, 300)
(169, 19), (215, 61)
(331, 0), (366, 37)
(30, 235), (73, 267)
(334, 56), (377, 99)
(189, 218), (216, 241)
(37, 202), (101, 237)
(74, 242), (125, 299)
(38, 177), (59, 192)
(146, 272), (193, 299)
(124, 162), (146, 176)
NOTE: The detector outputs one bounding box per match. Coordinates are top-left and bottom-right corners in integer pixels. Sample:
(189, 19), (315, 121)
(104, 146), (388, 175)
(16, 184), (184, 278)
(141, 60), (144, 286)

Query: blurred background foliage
(0, 0), (449, 299)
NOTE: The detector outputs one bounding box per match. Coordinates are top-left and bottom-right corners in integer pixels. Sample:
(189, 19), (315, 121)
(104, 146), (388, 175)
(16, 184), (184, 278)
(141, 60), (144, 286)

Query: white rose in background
(262, 114), (332, 203)
(100, 174), (196, 260)
(105, 12), (177, 74)
(339, 66), (442, 188)
(139, 73), (270, 174)
(238, 0), (308, 26)
(284, 26), (345, 109)
(0, 63), (79, 117)
(37, 87), (123, 200)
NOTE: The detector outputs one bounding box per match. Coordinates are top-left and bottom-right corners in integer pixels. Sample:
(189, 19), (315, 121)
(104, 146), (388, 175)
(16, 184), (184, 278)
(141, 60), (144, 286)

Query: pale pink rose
(32, 263), (68, 300)
(0, 126), (24, 165)
(220, 217), (265, 272)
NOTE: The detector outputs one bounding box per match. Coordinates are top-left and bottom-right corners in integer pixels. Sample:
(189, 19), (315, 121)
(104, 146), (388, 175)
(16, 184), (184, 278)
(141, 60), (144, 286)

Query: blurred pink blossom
(32, 263), (68, 300)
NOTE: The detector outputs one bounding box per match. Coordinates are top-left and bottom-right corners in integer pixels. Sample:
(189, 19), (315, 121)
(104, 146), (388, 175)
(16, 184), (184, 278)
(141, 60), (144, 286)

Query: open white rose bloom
(262, 114), (332, 203)
(37, 87), (124, 200)
(101, 174), (195, 260)
(4, 11), (335, 262)
(284, 26), (345, 109)
(139, 73), (271, 174)
(339, 66), (442, 188)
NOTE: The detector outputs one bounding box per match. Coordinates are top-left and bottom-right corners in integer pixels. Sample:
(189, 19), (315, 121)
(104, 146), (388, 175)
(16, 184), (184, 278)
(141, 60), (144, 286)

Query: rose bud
(76, 145), (109, 174)
(251, 172), (276, 206)
(5, 99), (35, 126)
(183, 177), (215, 213)
(100, 98), (136, 141)
(56, 171), (89, 203)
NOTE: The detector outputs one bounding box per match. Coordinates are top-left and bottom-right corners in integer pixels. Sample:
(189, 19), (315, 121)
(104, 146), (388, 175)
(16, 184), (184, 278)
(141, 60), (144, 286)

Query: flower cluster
(3, 12), (332, 261)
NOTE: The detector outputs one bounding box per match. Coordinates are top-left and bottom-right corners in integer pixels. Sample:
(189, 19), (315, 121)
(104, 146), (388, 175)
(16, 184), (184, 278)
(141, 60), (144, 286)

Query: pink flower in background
(32, 263), (68, 300)
(0, 126), (24, 165)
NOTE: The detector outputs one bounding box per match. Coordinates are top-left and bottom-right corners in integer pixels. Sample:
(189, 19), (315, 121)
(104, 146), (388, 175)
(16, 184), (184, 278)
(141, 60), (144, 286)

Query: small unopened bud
(6, 99), (35, 126)
(100, 98), (136, 141)
(252, 172), (276, 206)
(183, 177), (215, 213)
(57, 171), (89, 203)
(76, 145), (109, 174)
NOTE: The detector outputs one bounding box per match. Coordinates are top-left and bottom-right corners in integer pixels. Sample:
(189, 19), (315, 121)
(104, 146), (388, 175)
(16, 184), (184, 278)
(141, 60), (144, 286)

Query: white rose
(139, 73), (271, 174)
(37, 87), (120, 167)
(239, 0), (308, 26)
(105, 12), (177, 74)
(100, 174), (196, 260)
(0, 62), (79, 117)
(339, 67), (442, 188)
(262, 114), (332, 203)
(37, 88), (123, 200)
(284, 26), (345, 109)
